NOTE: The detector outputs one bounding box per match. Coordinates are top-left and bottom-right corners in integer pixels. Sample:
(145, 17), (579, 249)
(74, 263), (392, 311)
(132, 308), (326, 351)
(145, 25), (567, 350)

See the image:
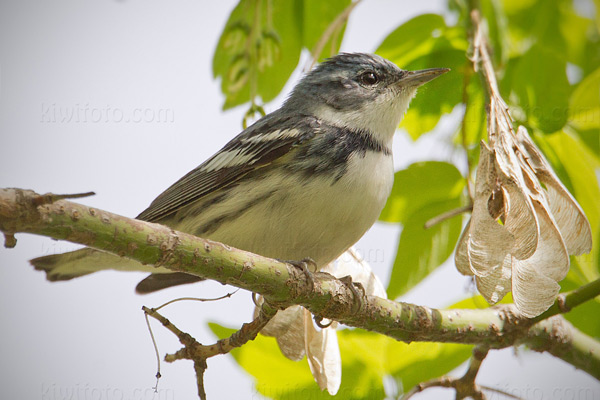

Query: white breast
(180, 147), (393, 266)
(176, 149), (394, 267)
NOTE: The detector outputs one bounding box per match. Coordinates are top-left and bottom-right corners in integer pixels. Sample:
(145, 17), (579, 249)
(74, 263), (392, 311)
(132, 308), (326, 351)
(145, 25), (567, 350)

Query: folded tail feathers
(30, 248), (162, 283)
(30, 248), (202, 293)
(30, 248), (101, 281)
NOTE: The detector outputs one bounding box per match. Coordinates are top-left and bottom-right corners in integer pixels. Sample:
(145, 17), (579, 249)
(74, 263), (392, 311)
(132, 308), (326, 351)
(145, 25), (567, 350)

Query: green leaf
(210, 322), (387, 399)
(387, 198), (463, 299)
(376, 14), (447, 66)
(337, 329), (472, 396)
(376, 15), (468, 139)
(208, 322), (318, 399)
(390, 342), (472, 393)
(254, 0), (303, 105)
(506, 44), (570, 133)
(380, 162), (464, 224)
(400, 48), (467, 139)
(213, 0), (303, 110)
(302, 0), (350, 61)
(569, 66), (600, 131)
(546, 131), (600, 282)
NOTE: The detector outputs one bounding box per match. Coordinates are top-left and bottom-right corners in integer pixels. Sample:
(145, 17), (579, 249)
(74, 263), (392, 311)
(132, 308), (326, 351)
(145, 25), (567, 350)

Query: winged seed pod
(455, 126), (592, 317)
(254, 247), (386, 395)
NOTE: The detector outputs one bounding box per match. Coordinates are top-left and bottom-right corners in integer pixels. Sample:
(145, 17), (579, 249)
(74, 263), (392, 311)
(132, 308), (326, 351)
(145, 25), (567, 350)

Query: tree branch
(520, 315), (600, 379)
(532, 278), (600, 323)
(143, 302), (276, 400)
(1, 187), (599, 380)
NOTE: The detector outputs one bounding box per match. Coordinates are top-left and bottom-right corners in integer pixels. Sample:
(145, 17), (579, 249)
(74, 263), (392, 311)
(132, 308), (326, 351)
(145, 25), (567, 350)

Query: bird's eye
(359, 71), (379, 85)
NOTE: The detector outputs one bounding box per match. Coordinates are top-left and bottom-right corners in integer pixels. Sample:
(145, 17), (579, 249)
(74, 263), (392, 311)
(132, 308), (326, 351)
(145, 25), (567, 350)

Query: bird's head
(285, 53), (449, 142)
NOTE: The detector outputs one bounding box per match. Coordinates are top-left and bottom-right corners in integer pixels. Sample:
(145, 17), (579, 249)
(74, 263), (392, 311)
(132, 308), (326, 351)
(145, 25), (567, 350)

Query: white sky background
(0, 1), (598, 399)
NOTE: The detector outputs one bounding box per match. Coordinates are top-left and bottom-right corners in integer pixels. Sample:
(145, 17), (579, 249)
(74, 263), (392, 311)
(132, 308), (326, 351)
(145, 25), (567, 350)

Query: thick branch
(520, 316), (600, 380)
(1, 188), (599, 379)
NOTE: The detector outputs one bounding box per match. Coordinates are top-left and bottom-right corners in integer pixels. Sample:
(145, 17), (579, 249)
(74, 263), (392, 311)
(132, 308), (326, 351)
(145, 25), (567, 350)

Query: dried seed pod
(455, 127), (591, 317)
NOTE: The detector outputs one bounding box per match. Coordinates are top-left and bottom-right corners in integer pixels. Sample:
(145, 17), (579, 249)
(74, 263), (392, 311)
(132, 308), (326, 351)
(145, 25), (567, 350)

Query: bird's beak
(398, 68), (450, 87)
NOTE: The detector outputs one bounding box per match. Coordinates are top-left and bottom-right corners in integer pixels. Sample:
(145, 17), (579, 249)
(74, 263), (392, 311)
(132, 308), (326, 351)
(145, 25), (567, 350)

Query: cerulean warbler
(32, 53), (448, 292)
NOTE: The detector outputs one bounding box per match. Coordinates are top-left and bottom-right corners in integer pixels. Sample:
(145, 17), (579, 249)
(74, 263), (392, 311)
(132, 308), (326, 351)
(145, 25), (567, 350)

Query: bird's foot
(339, 275), (366, 313)
(284, 257), (317, 291)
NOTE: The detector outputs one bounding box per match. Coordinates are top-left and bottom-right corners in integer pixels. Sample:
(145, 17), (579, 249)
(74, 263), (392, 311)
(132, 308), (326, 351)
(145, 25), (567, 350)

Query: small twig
(424, 204), (473, 229)
(403, 377), (454, 399)
(304, 0), (362, 71)
(142, 291), (239, 389)
(531, 278), (600, 323)
(143, 301), (276, 361)
(479, 384), (524, 400)
(404, 346), (490, 400)
(193, 359), (208, 400)
(143, 306), (196, 346)
(32, 191), (95, 206)
(143, 311), (162, 392)
(3, 233), (16, 248)
(469, 9), (514, 144)
(455, 346), (489, 400)
(154, 290), (239, 312)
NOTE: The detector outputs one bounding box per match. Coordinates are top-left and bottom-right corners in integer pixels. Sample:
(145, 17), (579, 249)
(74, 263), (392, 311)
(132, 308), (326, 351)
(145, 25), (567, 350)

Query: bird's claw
(314, 315), (333, 329)
(339, 275), (366, 313)
(284, 257), (317, 291)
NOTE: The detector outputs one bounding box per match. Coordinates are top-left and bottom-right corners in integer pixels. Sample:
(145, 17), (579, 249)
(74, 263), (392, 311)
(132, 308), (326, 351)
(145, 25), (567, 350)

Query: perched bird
(31, 53), (448, 293)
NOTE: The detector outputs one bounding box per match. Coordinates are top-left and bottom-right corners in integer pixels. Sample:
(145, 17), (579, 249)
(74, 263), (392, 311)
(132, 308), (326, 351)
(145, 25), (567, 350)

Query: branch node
(3, 233), (16, 248)
(32, 191), (95, 206)
(557, 294), (571, 313)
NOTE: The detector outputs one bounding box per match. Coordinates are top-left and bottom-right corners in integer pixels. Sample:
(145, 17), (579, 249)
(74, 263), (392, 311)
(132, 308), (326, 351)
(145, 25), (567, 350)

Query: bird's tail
(30, 248), (158, 282)
(30, 248), (203, 293)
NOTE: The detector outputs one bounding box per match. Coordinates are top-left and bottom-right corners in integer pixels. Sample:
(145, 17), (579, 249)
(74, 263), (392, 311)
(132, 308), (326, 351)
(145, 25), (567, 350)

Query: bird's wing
(136, 114), (318, 222)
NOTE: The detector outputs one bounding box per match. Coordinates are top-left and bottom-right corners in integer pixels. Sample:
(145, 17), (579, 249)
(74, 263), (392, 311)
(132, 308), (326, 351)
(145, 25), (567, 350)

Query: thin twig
(424, 204), (473, 229)
(142, 290), (239, 389)
(154, 290), (239, 312)
(532, 278), (600, 323)
(143, 311), (162, 392)
(143, 303), (276, 361)
(469, 9), (514, 144)
(305, 0), (362, 72)
(404, 346), (490, 400)
(142, 302), (276, 400)
(193, 359), (208, 400)
(403, 377), (454, 399)
(479, 384), (524, 400)
(32, 191), (96, 206)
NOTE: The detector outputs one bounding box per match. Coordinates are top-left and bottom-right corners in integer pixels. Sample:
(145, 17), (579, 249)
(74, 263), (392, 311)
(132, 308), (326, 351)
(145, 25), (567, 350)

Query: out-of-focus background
(1, 1), (598, 399)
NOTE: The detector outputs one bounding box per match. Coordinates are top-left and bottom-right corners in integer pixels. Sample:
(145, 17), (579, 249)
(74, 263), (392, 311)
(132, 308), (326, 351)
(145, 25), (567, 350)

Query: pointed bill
(398, 68), (450, 87)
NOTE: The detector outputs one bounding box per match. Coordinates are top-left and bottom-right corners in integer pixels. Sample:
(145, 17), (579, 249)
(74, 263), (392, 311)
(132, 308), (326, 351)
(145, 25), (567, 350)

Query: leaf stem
(424, 204), (473, 229)
(305, 0), (362, 71)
